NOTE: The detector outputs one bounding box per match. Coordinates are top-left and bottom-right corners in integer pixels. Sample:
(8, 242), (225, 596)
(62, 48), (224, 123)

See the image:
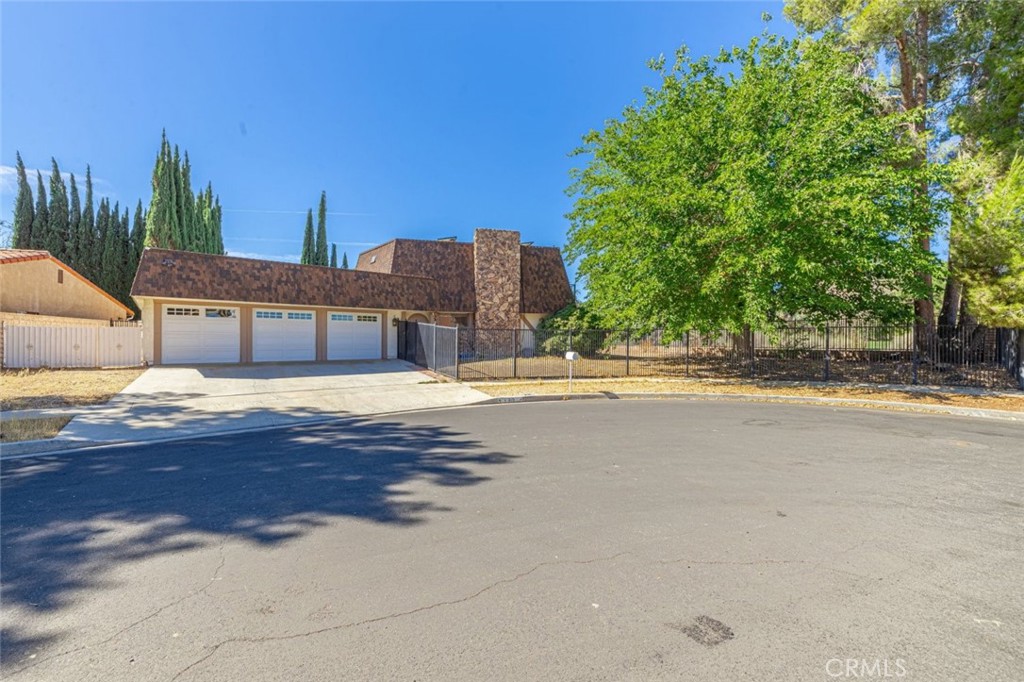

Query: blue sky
(1, 1), (790, 273)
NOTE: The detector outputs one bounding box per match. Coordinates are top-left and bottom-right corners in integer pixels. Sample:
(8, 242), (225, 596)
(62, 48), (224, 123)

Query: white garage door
(327, 312), (382, 360)
(253, 309), (316, 362)
(162, 306), (240, 364)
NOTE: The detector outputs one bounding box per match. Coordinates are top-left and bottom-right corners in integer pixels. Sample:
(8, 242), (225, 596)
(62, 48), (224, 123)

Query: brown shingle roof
(356, 238), (572, 315)
(521, 246), (574, 313)
(131, 249), (438, 311)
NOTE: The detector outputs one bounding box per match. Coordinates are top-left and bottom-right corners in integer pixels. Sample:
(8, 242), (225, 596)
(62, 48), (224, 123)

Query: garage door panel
(253, 309), (316, 362)
(162, 306), (240, 364)
(327, 312), (381, 360)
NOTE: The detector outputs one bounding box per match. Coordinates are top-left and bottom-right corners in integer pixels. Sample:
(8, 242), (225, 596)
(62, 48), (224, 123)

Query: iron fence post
(513, 328), (518, 379)
(912, 323), (919, 385)
(748, 327), (755, 379)
(685, 331), (690, 377)
(431, 324), (437, 371)
(824, 323), (831, 382)
(625, 329), (631, 377)
(455, 326), (461, 379)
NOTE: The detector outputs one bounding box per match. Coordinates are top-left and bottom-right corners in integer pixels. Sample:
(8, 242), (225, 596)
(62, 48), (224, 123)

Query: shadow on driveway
(1, 415), (516, 663)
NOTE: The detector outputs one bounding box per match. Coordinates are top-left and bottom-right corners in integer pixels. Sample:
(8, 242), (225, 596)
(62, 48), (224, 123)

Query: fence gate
(396, 321), (458, 378)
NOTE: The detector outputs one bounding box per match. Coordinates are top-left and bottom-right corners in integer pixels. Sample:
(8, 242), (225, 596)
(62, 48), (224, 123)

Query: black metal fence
(442, 322), (1023, 390)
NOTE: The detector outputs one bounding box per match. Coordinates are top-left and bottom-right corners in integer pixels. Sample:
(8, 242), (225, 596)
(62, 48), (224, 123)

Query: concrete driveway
(57, 360), (488, 443)
(3, 401), (1021, 681)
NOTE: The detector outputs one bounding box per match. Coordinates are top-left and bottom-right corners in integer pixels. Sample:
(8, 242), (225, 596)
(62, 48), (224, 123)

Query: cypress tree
(130, 200), (146, 264)
(118, 206), (132, 301)
(301, 209), (315, 265)
(342, 252), (349, 269)
(315, 191), (328, 266)
(169, 145), (183, 248)
(32, 171), (48, 251)
(80, 166), (96, 280)
(45, 159), (70, 258)
(95, 198), (110, 289)
(99, 200), (123, 295)
(178, 149), (194, 250)
(12, 152), (34, 249)
(68, 173), (81, 269)
(212, 193), (223, 254)
(330, 243), (338, 268)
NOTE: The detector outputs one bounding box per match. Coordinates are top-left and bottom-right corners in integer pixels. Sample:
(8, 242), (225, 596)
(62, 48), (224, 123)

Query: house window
(57, 269), (64, 284)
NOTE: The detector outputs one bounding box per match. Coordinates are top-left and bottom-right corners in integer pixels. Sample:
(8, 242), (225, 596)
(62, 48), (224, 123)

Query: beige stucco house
(0, 249), (133, 326)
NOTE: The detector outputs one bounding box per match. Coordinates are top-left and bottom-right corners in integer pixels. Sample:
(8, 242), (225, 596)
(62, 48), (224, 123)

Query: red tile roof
(0, 249), (50, 265)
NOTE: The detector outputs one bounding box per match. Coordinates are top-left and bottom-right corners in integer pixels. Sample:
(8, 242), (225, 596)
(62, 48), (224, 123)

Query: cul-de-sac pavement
(3, 400), (1021, 681)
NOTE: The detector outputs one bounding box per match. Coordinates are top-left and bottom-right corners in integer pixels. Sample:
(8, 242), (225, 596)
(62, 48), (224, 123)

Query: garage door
(327, 312), (382, 360)
(162, 306), (240, 364)
(253, 309), (316, 362)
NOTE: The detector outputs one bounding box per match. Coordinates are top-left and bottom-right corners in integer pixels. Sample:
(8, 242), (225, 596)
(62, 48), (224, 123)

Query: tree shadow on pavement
(0, 416), (516, 665)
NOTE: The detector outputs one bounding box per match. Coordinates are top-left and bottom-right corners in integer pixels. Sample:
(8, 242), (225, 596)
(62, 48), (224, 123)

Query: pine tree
(32, 171), (48, 251)
(330, 243), (338, 267)
(68, 173), (81, 269)
(45, 159), (70, 259)
(80, 166), (96, 280)
(342, 252), (349, 269)
(301, 209), (315, 265)
(12, 152), (34, 249)
(314, 191), (328, 266)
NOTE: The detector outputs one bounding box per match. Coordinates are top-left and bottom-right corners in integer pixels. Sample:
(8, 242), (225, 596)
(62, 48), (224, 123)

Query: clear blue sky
(2, 1), (791, 273)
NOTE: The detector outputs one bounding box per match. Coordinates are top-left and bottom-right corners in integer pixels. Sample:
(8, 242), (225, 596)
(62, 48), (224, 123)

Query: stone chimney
(473, 228), (521, 329)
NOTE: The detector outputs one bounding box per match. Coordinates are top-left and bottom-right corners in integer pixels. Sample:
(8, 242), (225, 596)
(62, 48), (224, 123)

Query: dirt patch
(1, 368), (145, 411)
(472, 377), (1024, 413)
(671, 616), (735, 647)
(0, 416), (72, 442)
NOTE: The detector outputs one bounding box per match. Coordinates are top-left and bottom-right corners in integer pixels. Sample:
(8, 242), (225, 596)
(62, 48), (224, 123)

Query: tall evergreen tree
(95, 198), (110, 289)
(80, 166), (96, 280)
(12, 152), (34, 249)
(32, 171), (48, 252)
(212, 192), (224, 254)
(99, 200), (122, 294)
(179, 151), (195, 250)
(45, 159), (70, 259)
(68, 173), (81, 269)
(342, 252), (349, 269)
(301, 209), (315, 264)
(314, 191), (328, 266)
(130, 200), (146, 264)
(330, 243), (338, 268)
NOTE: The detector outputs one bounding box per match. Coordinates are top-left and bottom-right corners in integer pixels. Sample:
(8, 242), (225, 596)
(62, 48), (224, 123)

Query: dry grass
(0, 367), (145, 412)
(473, 377), (1024, 413)
(0, 416), (72, 442)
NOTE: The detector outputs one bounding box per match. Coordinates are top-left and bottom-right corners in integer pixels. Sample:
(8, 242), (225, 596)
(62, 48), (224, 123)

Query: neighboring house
(0, 249), (133, 325)
(130, 228), (573, 365)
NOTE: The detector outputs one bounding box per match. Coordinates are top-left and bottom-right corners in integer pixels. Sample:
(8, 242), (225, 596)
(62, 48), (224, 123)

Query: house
(130, 228), (573, 365)
(0, 249), (133, 325)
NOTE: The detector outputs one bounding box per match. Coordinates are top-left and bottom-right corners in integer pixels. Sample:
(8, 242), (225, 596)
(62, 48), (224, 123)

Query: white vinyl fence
(2, 324), (144, 369)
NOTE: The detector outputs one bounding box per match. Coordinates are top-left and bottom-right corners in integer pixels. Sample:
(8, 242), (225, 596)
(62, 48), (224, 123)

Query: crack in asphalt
(168, 551), (631, 681)
(6, 542), (228, 678)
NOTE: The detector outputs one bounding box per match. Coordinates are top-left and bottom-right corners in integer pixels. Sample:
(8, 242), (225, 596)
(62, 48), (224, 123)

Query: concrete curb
(476, 391), (1024, 422)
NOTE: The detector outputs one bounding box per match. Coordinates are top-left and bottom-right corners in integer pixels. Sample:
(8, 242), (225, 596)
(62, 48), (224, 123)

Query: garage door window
(256, 311), (283, 319)
(331, 314), (354, 322)
(287, 312), (313, 320)
(357, 315), (378, 322)
(167, 307), (200, 316)
(205, 308), (237, 318)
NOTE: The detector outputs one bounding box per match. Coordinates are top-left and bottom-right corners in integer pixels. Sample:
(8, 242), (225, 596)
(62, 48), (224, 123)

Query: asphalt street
(2, 400), (1022, 681)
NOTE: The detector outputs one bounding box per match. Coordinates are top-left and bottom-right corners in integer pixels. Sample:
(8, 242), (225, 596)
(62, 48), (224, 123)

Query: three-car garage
(159, 306), (385, 365)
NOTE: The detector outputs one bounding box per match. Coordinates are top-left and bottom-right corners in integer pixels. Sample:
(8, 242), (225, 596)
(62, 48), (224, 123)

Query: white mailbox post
(565, 351), (580, 394)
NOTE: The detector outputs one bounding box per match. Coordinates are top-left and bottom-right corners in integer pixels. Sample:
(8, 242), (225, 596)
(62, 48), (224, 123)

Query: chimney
(473, 228), (521, 330)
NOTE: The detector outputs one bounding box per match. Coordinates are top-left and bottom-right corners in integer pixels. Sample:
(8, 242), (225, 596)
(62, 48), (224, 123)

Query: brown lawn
(0, 416), (73, 442)
(0, 367), (145, 412)
(472, 377), (1024, 413)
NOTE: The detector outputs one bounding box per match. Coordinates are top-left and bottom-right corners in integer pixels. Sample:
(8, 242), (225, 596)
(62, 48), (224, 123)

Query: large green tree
(145, 132), (223, 254)
(12, 152), (34, 249)
(68, 173), (81, 269)
(80, 166), (96, 280)
(330, 243), (338, 268)
(567, 33), (940, 335)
